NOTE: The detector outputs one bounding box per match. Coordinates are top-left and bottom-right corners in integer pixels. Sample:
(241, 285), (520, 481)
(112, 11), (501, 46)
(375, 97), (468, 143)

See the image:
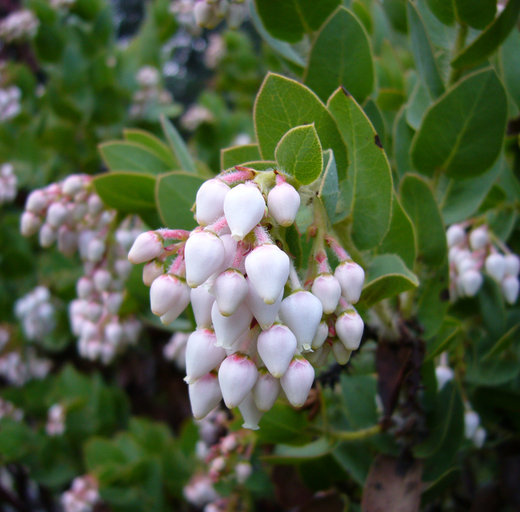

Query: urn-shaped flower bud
(334, 261), (365, 304)
(245, 244), (289, 305)
(253, 369), (280, 412)
(223, 182), (265, 240)
(247, 280), (283, 330)
(191, 285), (215, 328)
(335, 308), (364, 350)
(502, 275), (519, 304)
(194, 1), (217, 27)
(446, 224), (465, 247)
(93, 269), (111, 291)
(464, 410), (480, 439)
(238, 392), (263, 430)
(57, 227), (77, 256)
(128, 231), (163, 264)
(469, 226), (488, 250)
(211, 301), (252, 349)
(280, 357), (314, 407)
(332, 341), (352, 365)
(76, 277), (93, 299)
(267, 182), (300, 226)
(460, 269), (483, 297)
(311, 321), (329, 350)
(188, 373), (222, 420)
(214, 269), (248, 316)
(279, 291), (323, 351)
(62, 175), (84, 196)
(39, 223), (56, 247)
(150, 274), (190, 317)
(311, 274), (341, 314)
(473, 427), (486, 448)
(195, 179), (230, 226)
(435, 365), (454, 390)
(485, 253), (505, 282)
(105, 322), (123, 346)
(504, 254), (520, 276)
(46, 202), (68, 228)
(20, 211), (41, 236)
(257, 324), (297, 378)
(185, 231), (225, 288)
(25, 190), (48, 214)
(142, 260), (163, 286)
(185, 329), (226, 384)
(87, 239), (105, 263)
(218, 353), (258, 408)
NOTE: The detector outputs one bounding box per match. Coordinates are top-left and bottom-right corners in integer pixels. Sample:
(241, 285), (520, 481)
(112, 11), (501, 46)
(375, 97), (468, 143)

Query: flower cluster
(61, 475), (99, 512)
(0, 347), (51, 386)
(0, 163), (17, 204)
(129, 167), (365, 428)
(0, 86), (21, 122)
(46, 404), (66, 436)
(21, 174), (142, 363)
(0, 397), (23, 421)
(171, 0), (246, 31)
(129, 66), (173, 120)
(447, 223), (519, 304)
(464, 407), (486, 448)
(0, 9), (39, 43)
(181, 104), (214, 131)
(14, 286), (56, 342)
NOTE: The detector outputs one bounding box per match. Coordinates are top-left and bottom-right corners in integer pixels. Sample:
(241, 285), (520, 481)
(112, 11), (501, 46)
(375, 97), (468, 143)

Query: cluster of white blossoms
(14, 286), (55, 342)
(447, 224), (519, 304)
(129, 66), (173, 120)
(0, 347), (51, 386)
(464, 407), (486, 448)
(46, 403), (66, 436)
(181, 104), (214, 131)
(0, 397), (24, 422)
(0, 163), (17, 204)
(61, 475), (99, 512)
(170, 0), (246, 31)
(20, 174), (142, 363)
(128, 167), (365, 428)
(0, 9), (39, 43)
(0, 85), (21, 122)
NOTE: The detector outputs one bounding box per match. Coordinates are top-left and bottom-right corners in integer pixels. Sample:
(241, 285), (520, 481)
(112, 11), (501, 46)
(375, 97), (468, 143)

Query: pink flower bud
(76, 277), (93, 299)
(185, 329), (226, 383)
(485, 253), (505, 282)
(150, 274), (190, 317)
(46, 202), (68, 228)
(106, 292), (123, 314)
(267, 182), (300, 226)
(93, 269), (112, 291)
(279, 291), (323, 351)
(87, 239), (105, 262)
(105, 322), (123, 345)
(257, 324), (297, 378)
(62, 175), (84, 196)
(195, 178), (230, 225)
(39, 223), (56, 247)
(189, 373), (222, 420)
(446, 224), (465, 247)
(218, 353), (258, 408)
(334, 261), (365, 304)
(211, 301), (252, 349)
(246, 279), (282, 330)
(332, 341), (351, 365)
(115, 259), (132, 279)
(86, 301), (103, 322)
(57, 226), (77, 256)
(238, 392), (263, 430)
(88, 194), (104, 215)
(253, 369), (280, 411)
(245, 244), (290, 305)
(335, 308), (364, 350)
(460, 269), (483, 297)
(502, 275), (519, 304)
(185, 231), (226, 288)
(142, 260), (164, 286)
(469, 226), (488, 250)
(191, 285), (215, 328)
(128, 231), (163, 264)
(235, 462), (253, 484)
(20, 211), (41, 236)
(311, 274), (341, 314)
(25, 190), (48, 214)
(280, 357), (314, 407)
(311, 321), (328, 350)
(504, 254), (520, 276)
(214, 269), (248, 316)
(223, 182), (266, 240)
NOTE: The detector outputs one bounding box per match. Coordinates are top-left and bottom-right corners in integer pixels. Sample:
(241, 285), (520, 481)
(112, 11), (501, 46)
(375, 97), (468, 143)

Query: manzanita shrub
(1, 0), (520, 510)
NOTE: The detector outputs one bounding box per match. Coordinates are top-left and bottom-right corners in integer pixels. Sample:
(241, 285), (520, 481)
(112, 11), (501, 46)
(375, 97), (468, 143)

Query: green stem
(331, 424), (381, 442)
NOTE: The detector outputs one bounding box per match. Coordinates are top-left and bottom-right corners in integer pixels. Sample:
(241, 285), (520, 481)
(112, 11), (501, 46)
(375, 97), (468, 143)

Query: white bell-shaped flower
(185, 329), (226, 384)
(190, 285), (215, 328)
(20, 211), (41, 237)
(335, 308), (364, 350)
(246, 279), (283, 330)
(128, 231), (163, 264)
(253, 369), (280, 411)
(446, 224), (465, 247)
(46, 202), (68, 228)
(189, 373), (222, 420)
(238, 392), (263, 430)
(257, 324), (297, 378)
(334, 261), (365, 304)
(464, 410), (480, 439)
(311, 321), (329, 350)
(311, 274), (341, 314)
(211, 301), (252, 349)
(435, 365), (454, 390)
(485, 253), (505, 282)
(214, 269), (248, 316)
(245, 244), (290, 305)
(223, 182), (266, 240)
(25, 190), (48, 215)
(195, 179), (230, 226)
(267, 182), (300, 227)
(218, 353), (258, 408)
(502, 275), (519, 304)
(504, 254), (520, 276)
(332, 342), (351, 365)
(469, 226), (488, 250)
(150, 274), (190, 317)
(460, 269), (483, 297)
(279, 291), (323, 351)
(280, 357), (314, 407)
(142, 260), (164, 286)
(185, 231), (226, 288)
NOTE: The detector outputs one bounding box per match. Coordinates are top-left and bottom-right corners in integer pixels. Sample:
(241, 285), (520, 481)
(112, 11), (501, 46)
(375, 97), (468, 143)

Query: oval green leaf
(160, 115), (197, 174)
(123, 129), (178, 168)
(220, 144), (261, 170)
(99, 141), (172, 175)
(454, 0), (496, 29)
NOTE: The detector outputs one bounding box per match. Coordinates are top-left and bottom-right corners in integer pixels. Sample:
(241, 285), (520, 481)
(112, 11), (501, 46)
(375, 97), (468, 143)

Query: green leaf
(85, 438), (127, 471)
(332, 442), (372, 485)
(155, 171), (205, 230)
(318, 149), (340, 223)
(406, 78), (431, 131)
(99, 142), (171, 175)
(452, 0), (520, 68)
(417, 0), (457, 49)
(483, 323), (520, 360)
(254, 0), (340, 42)
(274, 124), (323, 185)
(400, 174), (447, 266)
(425, 317), (462, 360)
(160, 115), (197, 174)
(454, 0), (496, 29)
(407, 1), (445, 98)
(478, 276), (506, 338)
(0, 419), (37, 461)
(499, 29), (520, 111)
(327, 88), (393, 249)
(417, 264), (450, 338)
(220, 144), (261, 169)
(123, 129), (177, 168)
(378, 196), (416, 269)
(361, 254), (419, 306)
(304, 7), (374, 103)
(256, 403), (311, 445)
(393, 107), (415, 178)
(254, 73), (348, 180)
(340, 375), (379, 429)
(426, 0), (455, 25)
